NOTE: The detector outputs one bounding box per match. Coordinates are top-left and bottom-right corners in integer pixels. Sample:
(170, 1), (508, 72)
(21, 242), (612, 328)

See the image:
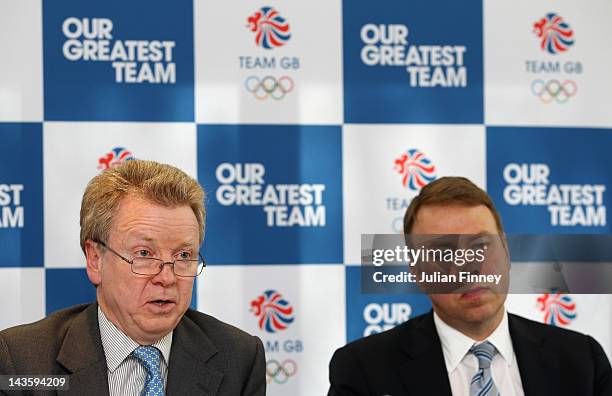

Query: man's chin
(459, 297), (504, 323)
(134, 321), (176, 341)
(134, 312), (184, 339)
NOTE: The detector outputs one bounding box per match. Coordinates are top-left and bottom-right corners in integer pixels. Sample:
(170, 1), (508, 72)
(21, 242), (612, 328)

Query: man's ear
(85, 240), (103, 286)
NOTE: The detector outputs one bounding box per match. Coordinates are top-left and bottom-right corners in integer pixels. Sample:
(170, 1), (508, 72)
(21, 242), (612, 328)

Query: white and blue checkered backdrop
(1, 0), (612, 394)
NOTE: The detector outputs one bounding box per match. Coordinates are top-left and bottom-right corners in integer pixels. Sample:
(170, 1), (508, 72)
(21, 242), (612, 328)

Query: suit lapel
(397, 312), (453, 395)
(56, 303), (110, 396)
(509, 314), (561, 396)
(166, 314), (223, 396)
(392, 312), (562, 396)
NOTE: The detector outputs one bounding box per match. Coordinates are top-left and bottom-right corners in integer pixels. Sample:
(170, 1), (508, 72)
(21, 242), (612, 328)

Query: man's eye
(136, 250), (151, 257)
(472, 238), (491, 250)
(178, 251), (192, 260)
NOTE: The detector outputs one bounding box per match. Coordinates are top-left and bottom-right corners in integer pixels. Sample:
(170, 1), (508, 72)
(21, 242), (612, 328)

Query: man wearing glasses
(0, 160), (266, 395)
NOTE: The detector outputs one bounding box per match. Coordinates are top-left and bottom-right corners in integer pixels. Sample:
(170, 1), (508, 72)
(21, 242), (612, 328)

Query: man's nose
(152, 261), (177, 285)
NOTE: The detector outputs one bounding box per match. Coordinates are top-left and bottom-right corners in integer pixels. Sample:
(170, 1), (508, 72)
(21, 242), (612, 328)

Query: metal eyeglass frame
(96, 241), (206, 277)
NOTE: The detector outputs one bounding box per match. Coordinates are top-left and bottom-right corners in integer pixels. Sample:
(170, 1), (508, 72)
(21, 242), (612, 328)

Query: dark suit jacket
(0, 303), (266, 396)
(329, 311), (612, 396)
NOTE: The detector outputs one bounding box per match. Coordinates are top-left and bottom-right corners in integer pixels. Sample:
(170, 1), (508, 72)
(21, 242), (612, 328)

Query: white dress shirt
(433, 309), (525, 396)
(98, 307), (173, 396)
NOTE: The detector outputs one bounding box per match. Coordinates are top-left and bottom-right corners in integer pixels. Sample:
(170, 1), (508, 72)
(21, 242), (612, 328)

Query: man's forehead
(113, 194), (194, 220)
(412, 203), (498, 234)
(123, 232), (198, 246)
(109, 195), (199, 242)
(111, 226), (199, 248)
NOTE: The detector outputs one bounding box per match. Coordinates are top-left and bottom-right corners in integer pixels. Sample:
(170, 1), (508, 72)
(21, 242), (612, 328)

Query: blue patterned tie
(132, 346), (165, 396)
(469, 341), (500, 396)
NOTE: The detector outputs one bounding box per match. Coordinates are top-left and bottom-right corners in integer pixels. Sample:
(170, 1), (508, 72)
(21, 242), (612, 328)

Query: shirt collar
(485, 309), (514, 365)
(433, 307), (514, 373)
(98, 306), (173, 372)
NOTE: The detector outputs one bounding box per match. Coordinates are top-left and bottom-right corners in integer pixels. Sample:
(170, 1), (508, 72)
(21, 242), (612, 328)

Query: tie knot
(132, 346), (162, 374)
(469, 341), (497, 369)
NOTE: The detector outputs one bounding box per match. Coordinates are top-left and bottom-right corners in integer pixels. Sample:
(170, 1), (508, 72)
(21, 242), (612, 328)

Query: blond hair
(80, 160), (205, 254)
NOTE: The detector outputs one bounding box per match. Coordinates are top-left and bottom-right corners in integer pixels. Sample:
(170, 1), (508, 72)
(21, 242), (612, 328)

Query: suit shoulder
(0, 303), (91, 348)
(509, 312), (612, 390)
(509, 313), (589, 342)
(0, 303), (93, 373)
(183, 309), (260, 348)
(509, 312), (604, 355)
(335, 313), (428, 358)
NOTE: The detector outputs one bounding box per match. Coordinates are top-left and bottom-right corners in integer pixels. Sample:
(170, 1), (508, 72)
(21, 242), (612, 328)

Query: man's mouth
(460, 286), (489, 299)
(150, 299), (174, 306)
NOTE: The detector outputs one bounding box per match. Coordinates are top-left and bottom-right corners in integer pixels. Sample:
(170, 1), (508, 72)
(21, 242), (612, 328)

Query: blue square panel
(45, 268), (96, 314)
(343, 0), (483, 123)
(487, 127), (612, 233)
(198, 124), (343, 264)
(345, 266), (431, 343)
(43, 0), (194, 121)
(0, 123), (43, 267)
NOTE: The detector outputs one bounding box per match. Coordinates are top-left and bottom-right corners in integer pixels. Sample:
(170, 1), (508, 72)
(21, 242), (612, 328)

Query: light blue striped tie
(469, 341), (500, 396)
(132, 346), (165, 396)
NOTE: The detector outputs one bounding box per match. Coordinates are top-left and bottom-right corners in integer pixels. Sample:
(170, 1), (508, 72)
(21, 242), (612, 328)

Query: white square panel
(197, 264), (345, 396)
(195, 1), (343, 124)
(0, 268), (45, 330)
(0, 0), (43, 121)
(343, 124), (486, 264)
(485, 0), (612, 127)
(43, 121), (197, 268)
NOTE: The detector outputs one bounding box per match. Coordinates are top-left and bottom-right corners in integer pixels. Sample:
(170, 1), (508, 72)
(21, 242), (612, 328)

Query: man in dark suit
(329, 176), (612, 396)
(0, 160), (265, 395)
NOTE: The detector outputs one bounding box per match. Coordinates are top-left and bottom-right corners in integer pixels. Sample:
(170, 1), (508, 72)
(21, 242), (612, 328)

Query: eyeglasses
(97, 241), (205, 277)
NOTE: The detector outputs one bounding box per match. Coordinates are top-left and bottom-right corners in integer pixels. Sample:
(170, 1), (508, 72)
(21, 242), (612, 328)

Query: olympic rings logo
(266, 359), (297, 384)
(530, 79), (577, 104)
(245, 76), (294, 100)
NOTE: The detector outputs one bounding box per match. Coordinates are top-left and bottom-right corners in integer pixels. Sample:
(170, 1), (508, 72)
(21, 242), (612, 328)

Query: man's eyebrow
(126, 235), (154, 243)
(465, 232), (490, 239)
(123, 233), (198, 248)
(420, 235), (456, 243)
(472, 232), (498, 239)
(460, 233), (498, 244)
(176, 241), (199, 248)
